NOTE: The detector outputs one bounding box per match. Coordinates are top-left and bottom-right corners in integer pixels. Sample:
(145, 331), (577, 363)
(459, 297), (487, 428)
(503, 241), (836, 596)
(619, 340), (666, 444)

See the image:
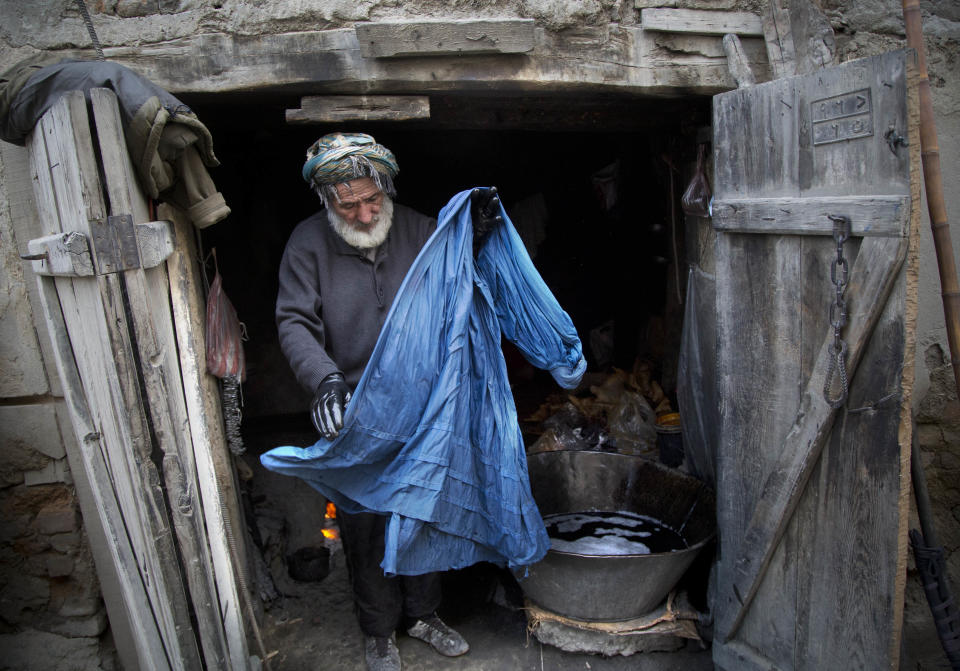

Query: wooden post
(722, 33), (756, 88)
(902, 0), (960, 398)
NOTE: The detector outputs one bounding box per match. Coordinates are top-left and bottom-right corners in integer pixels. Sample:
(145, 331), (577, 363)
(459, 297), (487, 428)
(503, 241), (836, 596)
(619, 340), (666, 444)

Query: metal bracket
(885, 126), (908, 154)
(90, 214), (140, 274)
(24, 218), (175, 277)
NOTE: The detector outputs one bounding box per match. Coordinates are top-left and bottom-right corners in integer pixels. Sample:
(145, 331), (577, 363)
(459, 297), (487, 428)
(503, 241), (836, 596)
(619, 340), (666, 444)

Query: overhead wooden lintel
(355, 19), (535, 58)
(285, 95), (431, 124)
(641, 8), (764, 36)
(711, 195), (910, 237)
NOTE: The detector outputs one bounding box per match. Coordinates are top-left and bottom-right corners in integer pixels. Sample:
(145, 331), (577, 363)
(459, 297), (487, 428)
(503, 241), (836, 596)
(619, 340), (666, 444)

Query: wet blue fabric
(261, 189), (586, 576)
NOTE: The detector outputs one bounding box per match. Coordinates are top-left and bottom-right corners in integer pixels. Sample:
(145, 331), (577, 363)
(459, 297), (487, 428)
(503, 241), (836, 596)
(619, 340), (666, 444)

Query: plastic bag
(608, 391), (657, 455)
(205, 251), (247, 454)
(681, 144), (711, 217)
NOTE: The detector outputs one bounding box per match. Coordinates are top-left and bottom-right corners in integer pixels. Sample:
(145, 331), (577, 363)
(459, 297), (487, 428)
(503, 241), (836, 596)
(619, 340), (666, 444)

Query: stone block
(49, 531), (81, 553)
(0, 143), (64, 399)
(159, 0), (202, 13)
(941, 449), (960, 471)
(0, 574), (50, 623)
(35, 499), (79, 535)
(51, 580), (102, 618)
(14, 536), (52, 556)
(24, 458), (72, 487)
(46, 553), (74, 577)
(0, 512), (32, 543)
(45, 609), (108, 638)
(50, 550), (102, 618)
(0, 629), (100, 671)
(0, 403), (67, 462)
(116, 0), (158, 18)
(0, 172), (48, 397)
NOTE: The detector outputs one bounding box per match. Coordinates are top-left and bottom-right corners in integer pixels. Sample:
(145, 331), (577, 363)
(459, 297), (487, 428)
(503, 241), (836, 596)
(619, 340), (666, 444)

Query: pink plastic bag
(205, 269), (246, 381)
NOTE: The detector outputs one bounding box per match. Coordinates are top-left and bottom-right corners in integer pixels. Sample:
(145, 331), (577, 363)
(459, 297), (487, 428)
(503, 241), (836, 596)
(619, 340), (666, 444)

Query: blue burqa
(261, 189), (586, 576)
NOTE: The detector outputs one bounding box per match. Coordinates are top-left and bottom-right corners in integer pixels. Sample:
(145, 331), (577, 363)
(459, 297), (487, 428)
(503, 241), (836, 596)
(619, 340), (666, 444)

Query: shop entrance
(184, 90), (715, 668)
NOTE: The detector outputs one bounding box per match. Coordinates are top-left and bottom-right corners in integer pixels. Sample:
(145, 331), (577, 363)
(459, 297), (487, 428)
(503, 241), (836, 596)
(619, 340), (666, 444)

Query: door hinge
(24, 217), (174, 277)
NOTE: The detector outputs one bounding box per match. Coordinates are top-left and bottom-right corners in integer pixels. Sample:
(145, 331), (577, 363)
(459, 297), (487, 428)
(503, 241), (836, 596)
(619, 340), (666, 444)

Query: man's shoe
(363, 633), (401, 671)
(406, 614), (469, 657)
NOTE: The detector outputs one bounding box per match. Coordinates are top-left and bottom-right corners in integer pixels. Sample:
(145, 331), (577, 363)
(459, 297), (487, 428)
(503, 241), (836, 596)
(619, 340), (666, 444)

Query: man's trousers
(336, 508), (441, 637)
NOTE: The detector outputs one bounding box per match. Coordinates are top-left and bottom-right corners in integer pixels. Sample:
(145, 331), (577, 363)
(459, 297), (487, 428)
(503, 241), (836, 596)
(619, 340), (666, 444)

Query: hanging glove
(311, 373), (352, 439)
(470, 186), (503, 257)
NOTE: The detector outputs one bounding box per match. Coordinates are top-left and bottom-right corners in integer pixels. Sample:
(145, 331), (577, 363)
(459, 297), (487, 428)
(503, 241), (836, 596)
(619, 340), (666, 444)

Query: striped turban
(301, 133), (399, 200)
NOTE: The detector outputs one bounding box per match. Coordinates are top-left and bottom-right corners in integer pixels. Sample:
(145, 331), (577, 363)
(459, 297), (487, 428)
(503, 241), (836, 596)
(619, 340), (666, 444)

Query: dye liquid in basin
(543, 511), (687, 555)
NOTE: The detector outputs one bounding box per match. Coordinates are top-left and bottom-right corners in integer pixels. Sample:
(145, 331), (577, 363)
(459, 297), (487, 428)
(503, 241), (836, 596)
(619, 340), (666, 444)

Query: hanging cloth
(261, 189), (586, 576)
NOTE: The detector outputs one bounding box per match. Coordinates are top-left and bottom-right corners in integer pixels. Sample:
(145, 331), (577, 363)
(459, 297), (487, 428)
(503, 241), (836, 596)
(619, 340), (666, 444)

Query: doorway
(184, 89), (713, 668)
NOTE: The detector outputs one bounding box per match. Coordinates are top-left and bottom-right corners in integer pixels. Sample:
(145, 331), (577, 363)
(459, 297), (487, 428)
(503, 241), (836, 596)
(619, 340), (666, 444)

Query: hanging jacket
(0, 57), (229, 228)
(261, 188), (586, 576)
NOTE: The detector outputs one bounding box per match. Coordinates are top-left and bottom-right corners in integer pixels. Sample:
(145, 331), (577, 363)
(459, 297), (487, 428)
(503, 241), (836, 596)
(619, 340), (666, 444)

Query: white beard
(327, 196), (394, 250)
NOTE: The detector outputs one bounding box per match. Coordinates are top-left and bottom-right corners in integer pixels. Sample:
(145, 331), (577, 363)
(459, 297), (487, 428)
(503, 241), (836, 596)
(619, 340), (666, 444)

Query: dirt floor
(241, 424), (952, 671)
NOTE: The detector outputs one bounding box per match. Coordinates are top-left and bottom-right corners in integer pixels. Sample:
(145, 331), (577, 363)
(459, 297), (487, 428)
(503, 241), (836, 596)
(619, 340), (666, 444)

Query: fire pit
(519, 450), (715, 621)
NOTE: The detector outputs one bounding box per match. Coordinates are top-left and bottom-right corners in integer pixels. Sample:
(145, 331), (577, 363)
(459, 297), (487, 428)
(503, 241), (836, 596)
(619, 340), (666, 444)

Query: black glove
(311, 373), (352, 439)
(470, 186), (503, 257)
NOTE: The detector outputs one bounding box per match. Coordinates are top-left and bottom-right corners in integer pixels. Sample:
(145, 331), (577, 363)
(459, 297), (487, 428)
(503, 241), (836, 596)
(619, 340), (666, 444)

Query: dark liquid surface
(543, 510), (688, 555)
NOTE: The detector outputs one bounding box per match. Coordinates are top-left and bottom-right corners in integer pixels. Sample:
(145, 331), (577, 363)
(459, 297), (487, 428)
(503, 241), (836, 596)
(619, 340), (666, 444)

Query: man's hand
(470, 186), (503, 257)
(311, 373), (352, 439)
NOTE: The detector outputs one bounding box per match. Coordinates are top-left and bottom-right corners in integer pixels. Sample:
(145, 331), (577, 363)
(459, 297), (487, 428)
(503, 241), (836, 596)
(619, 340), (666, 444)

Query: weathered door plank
(29, 91), (202, 669)
(164, 203), (254, 670)
(33, 271), (169, 671)
(89, 88), (232, 669)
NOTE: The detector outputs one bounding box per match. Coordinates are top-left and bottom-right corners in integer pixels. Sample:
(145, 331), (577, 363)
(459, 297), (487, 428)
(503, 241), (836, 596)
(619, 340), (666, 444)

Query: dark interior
(184, 91), (711, 428)
(180, 90), (714, 621)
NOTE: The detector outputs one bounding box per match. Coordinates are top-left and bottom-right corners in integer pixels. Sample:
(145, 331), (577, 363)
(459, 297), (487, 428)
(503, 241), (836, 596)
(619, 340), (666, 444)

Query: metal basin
(519, 450), (715, 621)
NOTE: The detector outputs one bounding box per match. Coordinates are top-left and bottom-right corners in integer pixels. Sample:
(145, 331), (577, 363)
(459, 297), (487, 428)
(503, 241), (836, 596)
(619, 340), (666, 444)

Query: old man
(275, 132), (499, 671)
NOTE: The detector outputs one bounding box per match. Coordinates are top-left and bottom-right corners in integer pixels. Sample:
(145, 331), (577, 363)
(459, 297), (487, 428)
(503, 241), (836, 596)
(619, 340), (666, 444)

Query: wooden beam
(84, 28), (742, 96)
(641, 9), (764, 36)
(722, 33), (756, 88)
(355, 19), (535, 58)
(762, 0), (838, 78)
(286, 95), (430, 124)
(32, 272), (168, 671)
(711, 195), (910, 237)
(763, 0), (796, 78)
(26, 231), (94, 277)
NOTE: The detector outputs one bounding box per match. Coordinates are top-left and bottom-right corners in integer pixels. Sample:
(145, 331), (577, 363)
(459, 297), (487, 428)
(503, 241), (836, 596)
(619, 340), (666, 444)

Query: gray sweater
(276, 204), (437, 393)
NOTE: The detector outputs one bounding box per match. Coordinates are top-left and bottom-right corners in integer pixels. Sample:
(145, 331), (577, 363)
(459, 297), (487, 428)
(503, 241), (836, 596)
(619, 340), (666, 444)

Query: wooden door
(711, 49), (919, 670)
(24, 90), (251, 669)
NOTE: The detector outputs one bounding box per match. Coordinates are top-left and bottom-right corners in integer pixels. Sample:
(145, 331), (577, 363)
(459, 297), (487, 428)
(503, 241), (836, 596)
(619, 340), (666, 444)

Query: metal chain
(74, 0), (105, 61)
(823, 214), (850, 408)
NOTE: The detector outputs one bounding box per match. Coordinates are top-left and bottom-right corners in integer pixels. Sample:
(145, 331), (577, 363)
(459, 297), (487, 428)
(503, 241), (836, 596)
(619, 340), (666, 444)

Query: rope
(74, 0), (105, 61)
